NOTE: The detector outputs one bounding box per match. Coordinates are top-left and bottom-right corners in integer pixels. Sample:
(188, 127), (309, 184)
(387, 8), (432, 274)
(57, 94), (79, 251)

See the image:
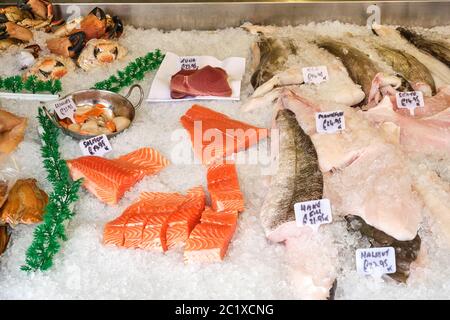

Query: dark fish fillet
(251, 36), (297, 89)
(375, 45), (436, 95)
(318, 40), (380, 104)
(345, 215), (421, 283)
(260, 108), (323, 238)
(398, 27), (450, 68)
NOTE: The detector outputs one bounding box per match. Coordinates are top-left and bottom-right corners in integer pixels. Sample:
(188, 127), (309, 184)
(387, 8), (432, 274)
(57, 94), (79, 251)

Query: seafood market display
(1, 1), (450, 300)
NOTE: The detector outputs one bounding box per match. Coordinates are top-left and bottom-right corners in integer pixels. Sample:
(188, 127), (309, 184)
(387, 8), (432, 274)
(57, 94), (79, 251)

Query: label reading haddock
(53, 97), (77, 123)
(356, 247), (396, 277)
(180, 56), (198, 70)
(396, 91), (424, 116)
(79, 134), (112, 157)
(315, 111), (345, 134)
(302, 66), (329, 84)
(294, 199), (332, 231)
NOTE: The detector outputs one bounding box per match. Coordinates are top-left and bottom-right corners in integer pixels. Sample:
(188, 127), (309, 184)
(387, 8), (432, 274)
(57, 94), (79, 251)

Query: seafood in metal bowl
(0, 178), (48, 226)
(46, 30), (86, 58)
(45, 85), (143, 140)
(77, 39), (127, 71)
(52, 7), (123, 40)
(24, 54), (75, 81)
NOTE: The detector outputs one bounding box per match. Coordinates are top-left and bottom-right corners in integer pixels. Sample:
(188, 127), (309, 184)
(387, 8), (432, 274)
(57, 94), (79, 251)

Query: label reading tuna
(315, 111), (345, 134)
(302, 66), (329, 84)
(180, 56), (198, 70)
(52, 97), (77, 123)
(396, 91), (424, 116)
(356, 247), (396, 277)
(79, 134), (112, 157)
(294, 199), (332, 231)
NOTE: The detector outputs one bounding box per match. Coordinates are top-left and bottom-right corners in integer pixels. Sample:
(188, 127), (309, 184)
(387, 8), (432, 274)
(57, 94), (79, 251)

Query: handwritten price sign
(180, 57), (198, 71)
(356, 247), (396, 277)
(302, 66), (329, 85)
(79, 134), (112, 157)
(294, 199), (332, 231)
(52, 97), (77, 123)
(396, 91), (424, 116)
(315, 111), (345, 134)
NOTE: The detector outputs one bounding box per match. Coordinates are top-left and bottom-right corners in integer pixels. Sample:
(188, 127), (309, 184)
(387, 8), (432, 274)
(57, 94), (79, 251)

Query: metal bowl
(43, 84), (144, 140)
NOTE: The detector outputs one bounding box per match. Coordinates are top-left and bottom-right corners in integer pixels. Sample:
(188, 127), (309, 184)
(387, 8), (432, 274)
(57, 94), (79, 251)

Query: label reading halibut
(294, 199), (332, 231)
(356, 247), (396, 277)
(302, 66), (329, 85)
(315, 111), (345, 134)
(396, 91), (424, 116)
(80, 134), (112, 157)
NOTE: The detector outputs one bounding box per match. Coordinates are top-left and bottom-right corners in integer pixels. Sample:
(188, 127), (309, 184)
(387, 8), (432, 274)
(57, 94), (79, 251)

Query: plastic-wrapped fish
(397, 27), (450, 68)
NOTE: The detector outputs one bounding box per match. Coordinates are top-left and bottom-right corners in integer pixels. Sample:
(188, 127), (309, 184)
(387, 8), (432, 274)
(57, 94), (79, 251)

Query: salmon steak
(180, 105), (269, 164)
(104, 186), (206, 251)
(207, 162), (244, 213)
(67, 148), (169, 205)
(184, 206), (238, 264)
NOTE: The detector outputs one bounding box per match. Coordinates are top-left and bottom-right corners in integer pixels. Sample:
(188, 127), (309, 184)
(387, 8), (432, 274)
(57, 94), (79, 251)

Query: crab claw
(17, 0), (50, 20)
(106, 16), (123, 39)
(79, 7), (107, 41)
(46, 31), (85, 58)
(0, 21), (33, 42)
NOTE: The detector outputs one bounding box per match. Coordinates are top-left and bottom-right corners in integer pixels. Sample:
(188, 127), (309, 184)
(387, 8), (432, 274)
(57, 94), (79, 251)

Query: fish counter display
(0, 1), (450, 300)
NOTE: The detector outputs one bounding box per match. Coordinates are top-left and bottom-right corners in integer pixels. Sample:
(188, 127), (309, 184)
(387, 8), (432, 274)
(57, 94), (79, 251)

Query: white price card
(302, 66), (329, 84)
(79, 134), (112, 157)
(396, 91), (424, 116)
(52, 97), (77, 123)
(294, 199), (332, 231)
(356, 247), (396, 277)
(315, 111), (345, 134)
(180, 56), (199, 70)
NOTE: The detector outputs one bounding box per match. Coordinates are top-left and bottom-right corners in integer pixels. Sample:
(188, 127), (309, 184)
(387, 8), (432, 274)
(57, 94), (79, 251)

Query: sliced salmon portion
(67, 148), (169, 205)
(184, 222), (237, 264)
(180, 104), (269, 164)
(200, 207), (238, 226)
(207, 163), (244, 212)
(103, 186), (207, 252)
(166, 186), (206, 249)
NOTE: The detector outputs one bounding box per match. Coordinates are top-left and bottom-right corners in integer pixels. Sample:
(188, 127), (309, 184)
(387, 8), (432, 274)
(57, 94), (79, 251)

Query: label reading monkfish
(79, 134), (112, 157)
(294, 199), (332, 231)
(302, 66), (329, 85)
(315, 111), (345, 134)
(180, 56), (198, 71)
(52, 97), (77, 123)
(396, 91), (424, 116)
(355, 247), (396, 277)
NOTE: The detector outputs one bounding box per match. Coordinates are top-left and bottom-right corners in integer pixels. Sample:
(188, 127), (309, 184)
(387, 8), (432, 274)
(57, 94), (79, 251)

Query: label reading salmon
(180, 56), (198, 70)
(294, 199), (332, 231)
(315, 111), (345, 134)
(396, 91), (424, 116)
(52, 97), (77, 123)
(356, 247), (396, 277)
(302, 66), (329, 84)
(79, 134), (112, 157)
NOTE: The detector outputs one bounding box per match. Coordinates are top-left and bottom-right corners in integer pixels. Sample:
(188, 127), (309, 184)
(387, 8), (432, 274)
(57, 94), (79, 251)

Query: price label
(396, 91), (424, 116)
(356, 247), (396, 277)
(302, 66), (329, 84)
(315, 111), (345, 134)
(180, 57), (198, 70)
(294, 199), (332, 231)
(79, 134), (112, 157)
(52, 97), (77, 123)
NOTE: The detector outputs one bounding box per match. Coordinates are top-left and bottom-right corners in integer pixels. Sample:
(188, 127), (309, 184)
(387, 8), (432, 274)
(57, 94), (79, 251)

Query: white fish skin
(372, 24), (450, 88)
(413, 170), (450, 244)
(280, 88), (422, 241)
